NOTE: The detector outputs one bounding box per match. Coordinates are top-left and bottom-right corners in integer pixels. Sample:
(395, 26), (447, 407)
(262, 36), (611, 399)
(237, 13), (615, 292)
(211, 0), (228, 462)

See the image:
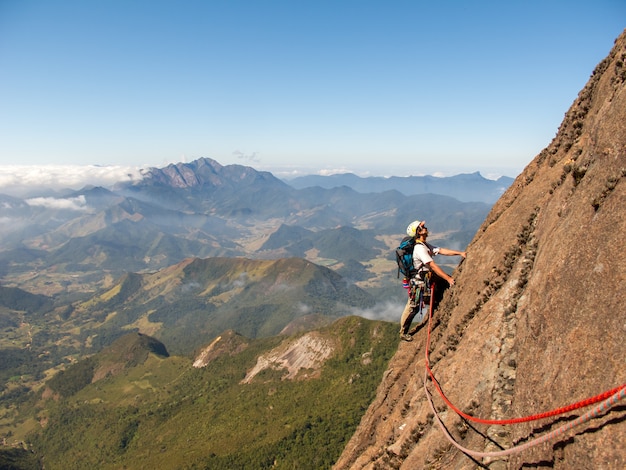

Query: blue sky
(0, 0), (624, 186)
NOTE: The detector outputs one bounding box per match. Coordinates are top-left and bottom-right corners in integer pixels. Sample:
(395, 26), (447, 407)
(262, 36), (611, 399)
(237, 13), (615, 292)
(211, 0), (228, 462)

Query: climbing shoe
(400, 333), (413, 342)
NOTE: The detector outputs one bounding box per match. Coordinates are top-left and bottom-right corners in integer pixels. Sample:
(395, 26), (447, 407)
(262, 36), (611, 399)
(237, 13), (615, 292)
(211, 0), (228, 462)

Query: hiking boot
(400, 333), (413, 342)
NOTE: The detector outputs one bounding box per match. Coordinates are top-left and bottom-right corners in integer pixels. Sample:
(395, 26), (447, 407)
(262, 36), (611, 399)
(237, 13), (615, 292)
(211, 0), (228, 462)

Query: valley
(0, 162), (493, 467)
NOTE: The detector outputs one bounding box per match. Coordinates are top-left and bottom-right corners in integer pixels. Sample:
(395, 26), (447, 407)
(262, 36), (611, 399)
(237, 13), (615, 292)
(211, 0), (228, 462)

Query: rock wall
(335, 30), (626, 470)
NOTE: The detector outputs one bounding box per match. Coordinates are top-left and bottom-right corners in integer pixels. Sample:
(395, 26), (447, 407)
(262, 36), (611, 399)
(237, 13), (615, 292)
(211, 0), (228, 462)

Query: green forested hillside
(0, 255), (383, 464)
(15, 316), (398, 469)
(75, 256), (375, 355)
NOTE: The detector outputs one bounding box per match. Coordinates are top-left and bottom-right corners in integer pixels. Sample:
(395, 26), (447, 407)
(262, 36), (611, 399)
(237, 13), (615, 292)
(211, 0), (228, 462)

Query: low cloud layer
(26, 195), (88, 211)
(352, 301), (405, 323)
(0, 164), (146, 196)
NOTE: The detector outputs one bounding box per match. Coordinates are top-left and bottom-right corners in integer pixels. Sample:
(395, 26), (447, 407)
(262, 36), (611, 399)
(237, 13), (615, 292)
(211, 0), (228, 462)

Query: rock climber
(400, 220), (466, 342)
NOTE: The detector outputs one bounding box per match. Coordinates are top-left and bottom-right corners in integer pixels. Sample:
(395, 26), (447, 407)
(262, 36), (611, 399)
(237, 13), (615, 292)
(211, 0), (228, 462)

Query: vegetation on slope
(20, 316), (398, 469)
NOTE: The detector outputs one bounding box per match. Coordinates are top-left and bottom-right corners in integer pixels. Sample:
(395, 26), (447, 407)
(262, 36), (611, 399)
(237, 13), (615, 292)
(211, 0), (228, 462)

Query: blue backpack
(395, 236), (417, 279)
(395, 237), (429, 279)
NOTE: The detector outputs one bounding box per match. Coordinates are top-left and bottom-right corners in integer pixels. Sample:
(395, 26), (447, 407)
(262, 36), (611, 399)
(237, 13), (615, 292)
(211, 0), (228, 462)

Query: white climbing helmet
(406, 220), (424, 237)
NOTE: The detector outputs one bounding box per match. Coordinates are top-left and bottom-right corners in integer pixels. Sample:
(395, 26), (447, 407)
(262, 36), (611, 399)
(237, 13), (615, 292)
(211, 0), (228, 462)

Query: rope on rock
(422, 284), (626, 457)
(424, 368), (625, 458)
(427, 363), (624, 425)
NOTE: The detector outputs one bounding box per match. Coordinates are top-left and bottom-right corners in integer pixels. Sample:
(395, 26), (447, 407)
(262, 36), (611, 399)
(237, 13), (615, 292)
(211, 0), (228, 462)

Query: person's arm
(438, 248), (466, 258)
(426, 260), (455, 286)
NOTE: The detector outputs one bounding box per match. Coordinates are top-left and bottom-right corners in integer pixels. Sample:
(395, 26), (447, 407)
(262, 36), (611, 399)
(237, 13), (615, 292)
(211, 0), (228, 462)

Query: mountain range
(286, 171), (513, 204)
(0, 153), (496, 467)
(0, 157), (492, 300)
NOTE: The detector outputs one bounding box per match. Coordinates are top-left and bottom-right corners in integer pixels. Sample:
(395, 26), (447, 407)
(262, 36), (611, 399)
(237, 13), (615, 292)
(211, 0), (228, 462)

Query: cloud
(352, 301), (404, 322)
(270, 166), (357, 180)
(231, 272), (248, 288)
(297, 302), (312, 314)
(233, 150), (261, 163)
(0, 164), (146, 196)
(25, 195), (89, 211)
(180, 281), (202, 293)
(317, 168), (352, 176)
(0, 216), (31, 236)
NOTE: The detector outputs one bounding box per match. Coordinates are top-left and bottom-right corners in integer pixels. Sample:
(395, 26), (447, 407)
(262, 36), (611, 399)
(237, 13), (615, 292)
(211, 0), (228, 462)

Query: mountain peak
(193, 330), (249, 368)
(134, 157), (288, 190)
(45, 332), (169, 398)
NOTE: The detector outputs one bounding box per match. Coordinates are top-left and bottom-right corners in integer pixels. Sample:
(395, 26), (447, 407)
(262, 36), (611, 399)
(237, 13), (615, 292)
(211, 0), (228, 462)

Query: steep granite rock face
(335, 30), (626, 469)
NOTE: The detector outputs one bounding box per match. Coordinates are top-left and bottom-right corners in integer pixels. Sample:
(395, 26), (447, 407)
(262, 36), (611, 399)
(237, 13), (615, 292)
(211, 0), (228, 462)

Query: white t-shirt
(413, 241), (440, 272)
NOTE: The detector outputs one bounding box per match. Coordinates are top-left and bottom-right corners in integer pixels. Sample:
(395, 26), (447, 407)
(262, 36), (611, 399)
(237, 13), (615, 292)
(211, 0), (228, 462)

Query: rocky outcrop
(192, 330), (249, 368)
(241, 332), (335, 383)
(335, 30), (626, 469)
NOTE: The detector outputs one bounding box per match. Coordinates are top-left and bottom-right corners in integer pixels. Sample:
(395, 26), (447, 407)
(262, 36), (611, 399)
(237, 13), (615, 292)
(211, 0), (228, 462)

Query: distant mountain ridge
(285, 171), (513, 203)
(136, 158), (512, 204)
(0, 157), (491, 298)
(141, 157), (288, 189)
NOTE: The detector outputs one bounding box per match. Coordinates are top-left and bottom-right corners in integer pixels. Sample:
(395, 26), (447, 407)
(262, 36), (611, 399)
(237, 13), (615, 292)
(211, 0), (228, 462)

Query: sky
(0, 0), (624, 193)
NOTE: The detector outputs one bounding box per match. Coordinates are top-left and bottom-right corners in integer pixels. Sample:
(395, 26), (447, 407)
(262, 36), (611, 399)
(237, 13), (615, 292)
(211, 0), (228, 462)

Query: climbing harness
(403, 272), (432, 328)
(421, 296), (626, 458)
(409, 273), (430, 306)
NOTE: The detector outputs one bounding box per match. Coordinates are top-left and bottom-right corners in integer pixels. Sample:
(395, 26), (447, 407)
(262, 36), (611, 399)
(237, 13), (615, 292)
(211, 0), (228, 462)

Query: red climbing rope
(421, 285), (626, 458)
(424, 367), (626, 459)
(423, 283), (626, 425)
